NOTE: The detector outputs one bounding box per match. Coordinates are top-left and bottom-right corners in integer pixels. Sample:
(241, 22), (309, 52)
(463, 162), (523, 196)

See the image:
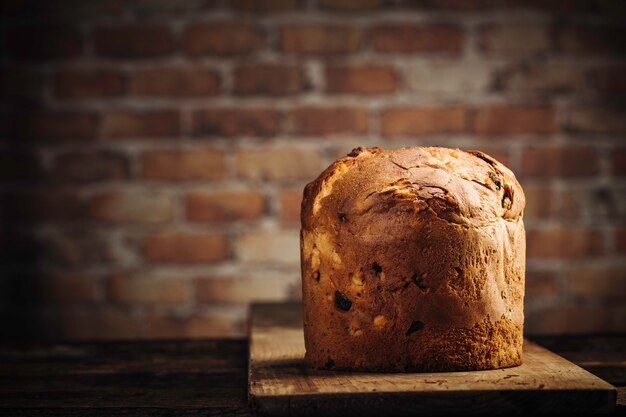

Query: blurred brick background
(1, 0), (625, 340)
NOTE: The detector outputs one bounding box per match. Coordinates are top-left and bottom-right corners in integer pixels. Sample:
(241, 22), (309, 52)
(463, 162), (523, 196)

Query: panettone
(300, 146), (526, 372)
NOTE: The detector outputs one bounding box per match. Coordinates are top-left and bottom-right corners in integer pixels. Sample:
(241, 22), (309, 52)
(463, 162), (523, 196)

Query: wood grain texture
(0, 339), (249, 416)
(249, 303), (617, 416)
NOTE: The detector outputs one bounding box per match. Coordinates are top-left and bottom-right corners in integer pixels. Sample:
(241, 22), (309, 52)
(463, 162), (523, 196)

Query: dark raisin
(411, 273), (427, 289)
(347, 147), (365, 157)
(338, 212), (348, 222)
(314, 270), (320, 282)
(502, 187), (513, 209)
(372, 262), (382, 274)
(406, 321), (424, 336)
(325, 358), (335, 368)
(472, 151), (495, 167)
(454, 267), (464, 281)
(488, 171), (502, 190)
(334, 291), (352, 311)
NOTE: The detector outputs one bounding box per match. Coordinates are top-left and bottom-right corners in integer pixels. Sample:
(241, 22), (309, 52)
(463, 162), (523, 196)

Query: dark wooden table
(1, 336), (624, 416)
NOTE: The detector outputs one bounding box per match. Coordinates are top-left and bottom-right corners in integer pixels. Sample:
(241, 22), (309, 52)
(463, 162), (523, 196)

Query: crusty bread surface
(300, 146), (526, 372)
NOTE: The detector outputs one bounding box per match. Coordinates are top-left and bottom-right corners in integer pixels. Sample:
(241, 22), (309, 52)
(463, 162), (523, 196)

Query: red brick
(1, 190), (87, 222)
(525, 305), (613, 334)
(143, 232), (229, 264)
(196, 275), (293, 304)
(128, 0), (208, 14)
(526, 227), (604, 259)
(6, 25), (82, 61)
(325, 65), (398, 94)
(141, 149), (225, 180)
(617, 228), (626, 254)
(280, 24), (363, 54)
(371, 24), (463, 54)
(288, 107), (369, 135)
(592, 66), (626, 95)
(39, 231), (116, 267)
(381, 107), (467, 136)
(94, 24), (174, 58)
(523, 184), (554, 220)
(474, 106), (557, 136)
(186, 190), (265, 223)
(499, 62), (585, 93)
(479, 23), (549, 56)
(555, 188), (583, 220)
(587, 187), (626, 222)
(521, 146), (600, 178)
(51, 151), (129, 183)
(566, 267), (626, 299)
(612, 149), (626, 176)
(192, 108), (280, 137)
(289, 279), (303, 300)
(406, 61), (490, 93)
(557, 25), (626, 55)
(235, 229), (299, 265)
(107, 274), (190, 305)
(131, 68), (220, 97)
(38, 273), (99, 303)
(57, 307), (141, 340)
(566, 107), (626, 134)
(525, 269), (557, 298)
(40, 192), (87, 222)
(231, 0), (300, 12)
(14, 112), (97, 142)
(237, 148), (323, 181)
(54, 68), (124, 99)
(100, 110), (180, 139)
(145, 311), (242, 338)
(183, 23), (264, 56)
(319, 0), (382, 10)
(234, 64), (304, 95)
(0, 151), (43, 182)
(279, 189), (302, 225)
(90, 191), (173, 223)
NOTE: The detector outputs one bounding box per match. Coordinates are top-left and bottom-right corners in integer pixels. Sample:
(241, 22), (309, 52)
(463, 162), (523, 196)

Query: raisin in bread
(300, 146), (526, 372)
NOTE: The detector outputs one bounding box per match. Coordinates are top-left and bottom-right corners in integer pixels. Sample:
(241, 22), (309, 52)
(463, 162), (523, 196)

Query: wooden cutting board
(248, 303), (616, 416)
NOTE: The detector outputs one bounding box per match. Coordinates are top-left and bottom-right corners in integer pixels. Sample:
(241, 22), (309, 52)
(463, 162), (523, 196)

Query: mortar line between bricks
(39, 93), (626, 112)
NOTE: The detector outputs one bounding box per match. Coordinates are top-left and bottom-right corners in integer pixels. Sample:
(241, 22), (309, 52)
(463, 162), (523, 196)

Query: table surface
(1, 335), (624, 416)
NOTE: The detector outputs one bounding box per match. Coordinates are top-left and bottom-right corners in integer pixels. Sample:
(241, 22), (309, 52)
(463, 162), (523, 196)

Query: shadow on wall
(0, 110), (48, 340)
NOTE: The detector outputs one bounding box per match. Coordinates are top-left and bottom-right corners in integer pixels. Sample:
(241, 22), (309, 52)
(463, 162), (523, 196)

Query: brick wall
(1, 0), (625, 340)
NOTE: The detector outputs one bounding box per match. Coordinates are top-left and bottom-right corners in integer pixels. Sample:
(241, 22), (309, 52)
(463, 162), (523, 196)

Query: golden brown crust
(300, 146), (526, 372)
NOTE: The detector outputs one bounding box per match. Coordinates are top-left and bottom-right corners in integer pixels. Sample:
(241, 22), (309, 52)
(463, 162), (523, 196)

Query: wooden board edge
(251, 388), (616, 416)
(521, 339), (617, 392)
(247, 303), (618, 416)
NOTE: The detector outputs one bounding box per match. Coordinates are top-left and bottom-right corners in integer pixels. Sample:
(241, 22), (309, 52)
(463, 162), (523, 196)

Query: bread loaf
(300, 146), (526, 372)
